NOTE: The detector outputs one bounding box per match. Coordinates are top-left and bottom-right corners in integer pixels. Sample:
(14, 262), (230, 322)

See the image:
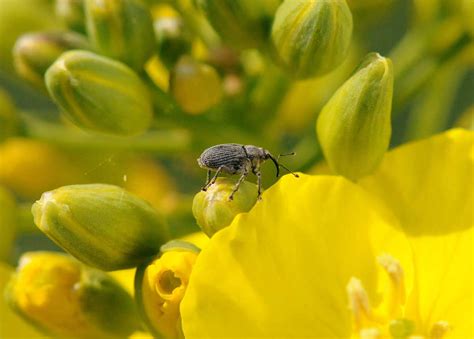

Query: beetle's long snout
(268, 154), (280, 177)
(268, 153), (299, 178)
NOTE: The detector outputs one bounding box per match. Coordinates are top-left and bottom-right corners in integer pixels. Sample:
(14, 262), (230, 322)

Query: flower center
(346, 254), (451, 339)
(156, 269), (182, 297)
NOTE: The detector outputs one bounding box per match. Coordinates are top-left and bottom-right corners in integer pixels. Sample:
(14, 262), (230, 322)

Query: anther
(430, 321), (451, 339)
(347, 277), (373, 330)
(377, 254), (406, 318)
(360, 327), (381, 339)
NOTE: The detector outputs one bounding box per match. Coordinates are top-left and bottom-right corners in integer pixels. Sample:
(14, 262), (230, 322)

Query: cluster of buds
(5, 0), (459, 336)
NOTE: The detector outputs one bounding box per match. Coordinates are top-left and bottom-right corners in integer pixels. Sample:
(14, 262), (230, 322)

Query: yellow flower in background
(181, 129), (473, 337)
(0, 138), (81, 199)
(124, 157), (179, 215)
(0, 263), (45, 338)
(6, 251), (141, 338)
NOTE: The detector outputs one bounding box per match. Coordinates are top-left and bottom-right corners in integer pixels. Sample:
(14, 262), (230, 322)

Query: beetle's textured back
(198, 144), (247, 172)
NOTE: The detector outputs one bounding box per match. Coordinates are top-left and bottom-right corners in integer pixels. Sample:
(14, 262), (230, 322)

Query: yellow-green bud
(198, 0), (281, 49)
(170, 56), (222, 114)
(55, 0), (86, 33)
(192, 177), (257, 237)
(317, 52), (393, 181)
(45, 50), (153, 135)
(135, 242), (199, 339)
(0, 89), (18, 141)
(271, 0), (353, 79)
(154, 16), (192, 69)
(31, 184), (170, 271)
(85, 0), (155, 69)
(0, 186), (17, 262)
(6, 251), (141, 338)
(0, 0), (59, 71)
(13, 31), (89, 90)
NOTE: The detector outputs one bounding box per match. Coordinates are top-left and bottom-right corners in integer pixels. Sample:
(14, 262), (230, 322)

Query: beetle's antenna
(278, 163), (299, 178)
(277, 152), (295, 161)
(269, 153), (299, 178)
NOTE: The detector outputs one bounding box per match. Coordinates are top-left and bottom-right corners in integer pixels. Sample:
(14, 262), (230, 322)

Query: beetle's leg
(202, 167), (223, 191)
(201, 170), (212, 191)
(229, 169), (248, 201)
(202, 166), (223, 191)
(210, 166), (223, 185)
(256, 170), (262, 200)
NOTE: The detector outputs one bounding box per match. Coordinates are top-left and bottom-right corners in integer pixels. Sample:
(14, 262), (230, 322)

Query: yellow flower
(6, 251), (141, 338)
(0, 263), (45, 338)
(0, 138), (80, 199)
(180, 129), (473, 337)
(136, 246), (198, 338)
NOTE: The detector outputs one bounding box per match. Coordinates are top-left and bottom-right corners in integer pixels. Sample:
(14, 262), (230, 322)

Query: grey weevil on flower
(197, 143), (299, 200)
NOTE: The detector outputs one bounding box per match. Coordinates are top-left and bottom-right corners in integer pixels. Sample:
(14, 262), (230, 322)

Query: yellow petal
(405, 228), (473, 336)
(0, 263), (46, 338)
(181, 174), (410, 338)
(360, 129), (473, 235)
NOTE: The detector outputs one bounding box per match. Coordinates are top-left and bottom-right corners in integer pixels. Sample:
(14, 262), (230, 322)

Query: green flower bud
(85, 0), (155, 69)
(0, 0), (59, 71)
(0, 89), (18, 142)
(316, 52), (393, 181)
(31, 184), (170, 271)
(135, 242), (199, 338)
(154, 16), (192, 69)
(6, 251), (141, 338)
(271, 0), (353, 79)
(192, 177), (257, 237)
(170, 56), (222, 114)
(13, 31), (89, 90)
(45, 50), (153, 136)
(0, 186), (17, 262)
(198, 0), (281, 49)
(55, 0), (86, 33)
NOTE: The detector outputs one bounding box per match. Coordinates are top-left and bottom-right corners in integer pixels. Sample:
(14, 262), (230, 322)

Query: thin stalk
(20, 113), (192, 154)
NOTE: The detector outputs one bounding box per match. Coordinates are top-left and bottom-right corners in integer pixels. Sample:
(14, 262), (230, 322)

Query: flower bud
(6, 251), (141, 337)
(45, 50), (153, 135)
(271, 0), (353, 79)
(135, 242), (199, 338)
(192, 177), (257, 237)
(31, 184), (170, 271)
(0, 89), (18, 141)
(154, 16), (192, 69)
(316, 53), (393, 181)
(170, 56), (222, 114)
(0, 0), (59, 71)
(55, 0), (86, 33)
(85, 0), (155, 69)
(198, 0), (280, 49)
(13, 31), (89, 89)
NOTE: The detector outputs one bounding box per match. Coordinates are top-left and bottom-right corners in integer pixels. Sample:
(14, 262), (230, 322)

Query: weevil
(197, 143), (299, 200)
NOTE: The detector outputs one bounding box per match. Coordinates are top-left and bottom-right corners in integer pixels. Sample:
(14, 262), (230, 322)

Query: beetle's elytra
(197, 143), (299, 200)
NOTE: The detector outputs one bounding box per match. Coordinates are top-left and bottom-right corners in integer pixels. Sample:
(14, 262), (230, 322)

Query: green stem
(391, 22), (472, 113)
(20, 113), (192, 154)
(173, 0), (220, 48)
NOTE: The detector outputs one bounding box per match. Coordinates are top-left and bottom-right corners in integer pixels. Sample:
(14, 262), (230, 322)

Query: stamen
(430, 321), (451, 339)
(377, 254), (406, 318)
(347, 277), (373, 330)
(360, 328), (381, 339)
